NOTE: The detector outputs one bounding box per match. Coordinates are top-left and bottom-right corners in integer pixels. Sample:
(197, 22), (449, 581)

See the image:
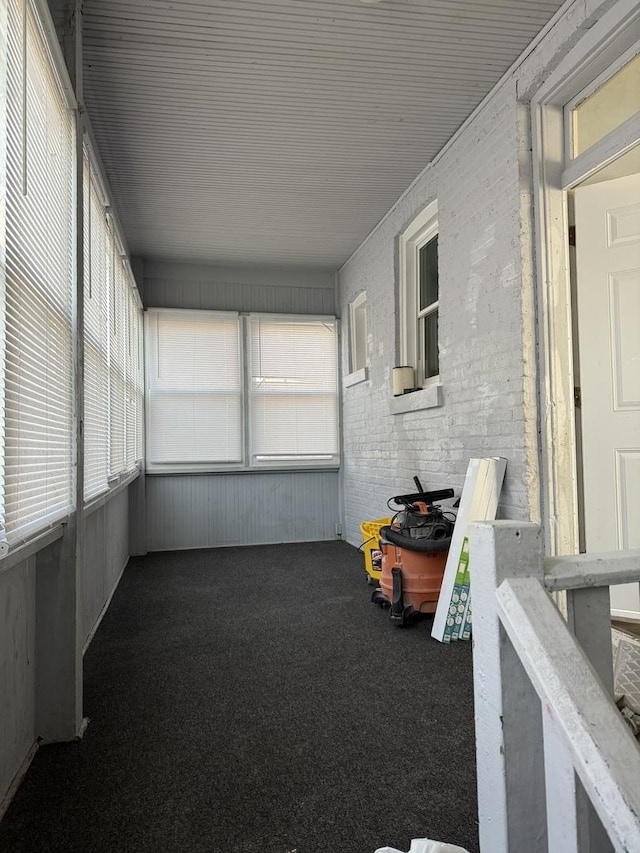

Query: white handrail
(544, 549), (640, 591)
(469, 521), (640, 853)
(497, 576), (640, 853)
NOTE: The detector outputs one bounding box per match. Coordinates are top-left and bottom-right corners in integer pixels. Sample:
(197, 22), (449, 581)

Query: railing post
(470, 521), (547, 853)
(565, 587), (615, 853)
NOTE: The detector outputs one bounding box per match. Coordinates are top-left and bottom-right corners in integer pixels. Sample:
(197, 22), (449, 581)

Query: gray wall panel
(144, 260), (335, 315)
(82, 487), (130, 647)
(1, 483), (132, 805)
(146, 472), (339, 551)
(0, 558), (36, 806)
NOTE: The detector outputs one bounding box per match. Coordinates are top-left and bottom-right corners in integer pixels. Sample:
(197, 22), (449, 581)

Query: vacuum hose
(380, 525), (451, 554)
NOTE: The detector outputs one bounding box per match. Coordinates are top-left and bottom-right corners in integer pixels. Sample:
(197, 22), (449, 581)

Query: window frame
(2, 0), (77, 547)
(564, 42), (640, 161)
(398, 200), (440, 389)
(247, 313), (340, 470)
(347, 290), (368, 381)
(83, 153), (144, 504)
(144, 308), (245, 474)
(145, 309), (340, 474)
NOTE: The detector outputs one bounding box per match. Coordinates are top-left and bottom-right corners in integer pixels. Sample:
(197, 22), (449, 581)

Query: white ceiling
(82, 0), (566, 269)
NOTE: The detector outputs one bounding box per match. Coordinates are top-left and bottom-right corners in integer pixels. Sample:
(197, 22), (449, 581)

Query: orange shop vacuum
(371, 484), (454, 627)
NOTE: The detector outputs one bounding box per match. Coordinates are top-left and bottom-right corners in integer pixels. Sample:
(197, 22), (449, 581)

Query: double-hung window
(1, 0), (143, 549)
(145, 309), (243, 470)
(2, 0), (75, 544)
(84, 151), (144, 500)
(399, 200), (439, 387)
(145, 310), (339, 471)
(248, 315), (339, 465)
(84, 154), (110, 500)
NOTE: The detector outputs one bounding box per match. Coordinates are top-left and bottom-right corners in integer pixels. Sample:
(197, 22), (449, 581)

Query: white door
(574, 172), (640, 620)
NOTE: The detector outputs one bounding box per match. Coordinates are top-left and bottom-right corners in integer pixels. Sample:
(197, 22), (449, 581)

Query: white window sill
(391, 383), (443, 414)
(344, 367), (368, 388)
(146, 465), (340, 476)
(85, 467), (141, 517)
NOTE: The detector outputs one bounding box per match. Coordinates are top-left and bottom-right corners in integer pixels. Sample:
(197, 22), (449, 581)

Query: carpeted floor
(0, 541), (478, 853)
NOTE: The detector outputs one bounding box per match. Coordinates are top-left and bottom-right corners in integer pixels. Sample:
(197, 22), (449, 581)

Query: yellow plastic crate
(360, 517), (391, 583)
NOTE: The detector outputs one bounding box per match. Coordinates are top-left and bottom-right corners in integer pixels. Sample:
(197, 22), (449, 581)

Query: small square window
(398, 201), (439, 387)
(348, 291), (367, 374)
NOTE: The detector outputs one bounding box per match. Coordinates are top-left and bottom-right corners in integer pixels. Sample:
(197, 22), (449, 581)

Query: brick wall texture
(338, 0), (613, 547)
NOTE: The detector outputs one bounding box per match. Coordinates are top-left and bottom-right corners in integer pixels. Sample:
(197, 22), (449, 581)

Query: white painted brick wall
(340, 79), (527, 546)
(339, 0), (618, 547)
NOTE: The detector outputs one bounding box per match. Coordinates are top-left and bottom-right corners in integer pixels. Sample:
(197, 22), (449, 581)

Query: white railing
(469, 521), (640, 853)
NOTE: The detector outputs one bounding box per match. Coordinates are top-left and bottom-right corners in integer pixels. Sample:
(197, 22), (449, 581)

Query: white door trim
(531, 1), (640, 557)
(561, 111), (640, 189)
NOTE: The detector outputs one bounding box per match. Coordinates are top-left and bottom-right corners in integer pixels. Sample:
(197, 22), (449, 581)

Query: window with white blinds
(125, 284), (141, 471)
(146, 310), (242, 468)
(144, 310), (339, 471)
(248, 316), (339, 464)
(133, 288), (144, 465)
(3, 0), (75, 543)
(83, 156), (143, 499)
(83, 155), (110, 500)
(109, 246), (127, 477)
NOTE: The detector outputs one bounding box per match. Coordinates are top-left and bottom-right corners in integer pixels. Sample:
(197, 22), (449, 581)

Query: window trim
(347, 290), (367, 379)
(564, 41), (640, 161)
(247, 313), (340, 470)
(2, 0), (77, 547)
(530, 0), (640, 558)
(144, 308), (245, 474)
(145, 309), (340, 474)
(398, 200), (439, 389)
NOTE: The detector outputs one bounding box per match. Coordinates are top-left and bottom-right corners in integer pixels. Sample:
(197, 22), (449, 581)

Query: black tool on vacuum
(390, 475), (454, 510)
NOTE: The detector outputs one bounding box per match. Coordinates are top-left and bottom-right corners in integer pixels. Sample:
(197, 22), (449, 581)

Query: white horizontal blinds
(4, 0), (74, 542)
(147, 310), (242, 464)
(124, 279), (139, 470)
(133, 291), (144, 464)
(109, 242), (127, 477)
(249, 316), (338, 462)
(83, 154), (110, 499)
(0, 0), (8, 540)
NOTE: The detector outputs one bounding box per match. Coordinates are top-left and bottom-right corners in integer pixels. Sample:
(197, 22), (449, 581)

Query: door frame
(530, 0), (640, 557)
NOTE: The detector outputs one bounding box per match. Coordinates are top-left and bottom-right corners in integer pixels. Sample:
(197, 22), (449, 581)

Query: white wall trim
(531, 1), (640, 557)
(343, 367), (368, 388)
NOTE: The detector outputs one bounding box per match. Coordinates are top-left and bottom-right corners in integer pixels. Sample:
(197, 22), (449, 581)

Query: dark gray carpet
(0, 541), (478, 853)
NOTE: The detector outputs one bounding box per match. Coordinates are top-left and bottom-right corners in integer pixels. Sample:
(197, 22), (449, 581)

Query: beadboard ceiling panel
(82, 0), (565, 269)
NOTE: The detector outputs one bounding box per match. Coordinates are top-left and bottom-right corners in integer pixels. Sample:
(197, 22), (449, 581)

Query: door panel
(610, 270), (640, 409)
(574, 172), (640, 620)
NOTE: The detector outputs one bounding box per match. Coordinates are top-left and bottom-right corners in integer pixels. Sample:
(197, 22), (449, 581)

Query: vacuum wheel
(371, 588), (389, 608)
(390, 606), (415, 628)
